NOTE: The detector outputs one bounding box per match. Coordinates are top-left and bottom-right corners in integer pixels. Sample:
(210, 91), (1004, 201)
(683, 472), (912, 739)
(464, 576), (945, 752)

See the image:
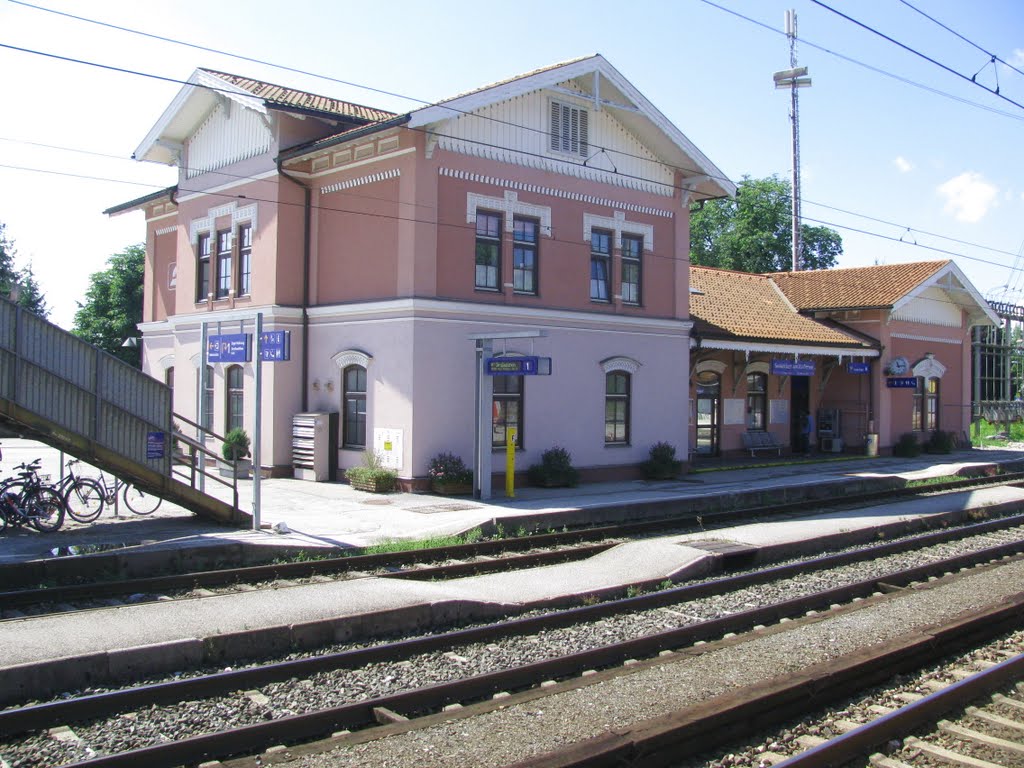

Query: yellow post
(505, 427), (516, 498)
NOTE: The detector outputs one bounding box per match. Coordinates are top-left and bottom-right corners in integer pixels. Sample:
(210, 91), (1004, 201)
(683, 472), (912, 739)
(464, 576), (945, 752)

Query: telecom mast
(773, 10), (812, 271)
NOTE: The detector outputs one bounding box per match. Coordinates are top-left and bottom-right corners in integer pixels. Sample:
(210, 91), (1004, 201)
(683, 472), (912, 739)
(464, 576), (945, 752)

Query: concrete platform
(3, 477), (1024, 704)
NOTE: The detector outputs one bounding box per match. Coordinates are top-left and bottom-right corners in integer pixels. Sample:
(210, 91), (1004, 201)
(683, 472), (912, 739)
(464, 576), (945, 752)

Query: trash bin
(865, 433), (879, 457)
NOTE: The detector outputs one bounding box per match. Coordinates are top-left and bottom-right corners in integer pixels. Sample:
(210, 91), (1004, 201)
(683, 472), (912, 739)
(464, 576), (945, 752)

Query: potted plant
(345, 451), (397, 493)
(427, 452), (474, 495)
(219, 427), (252, 478)
(527, 446), (579, 488)
(641, 441), (682, 480)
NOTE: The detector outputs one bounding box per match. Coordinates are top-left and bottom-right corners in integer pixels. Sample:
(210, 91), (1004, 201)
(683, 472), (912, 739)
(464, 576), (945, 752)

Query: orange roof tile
(690, 266), (875, 347)
(768, 261), (949, 310)
(200, 69), (395, 123)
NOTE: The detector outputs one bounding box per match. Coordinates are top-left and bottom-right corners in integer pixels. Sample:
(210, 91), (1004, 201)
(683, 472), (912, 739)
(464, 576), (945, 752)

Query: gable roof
(690, 266), (878, 349)
(134, 69), (393, 165)
(768, 261), (949, 310)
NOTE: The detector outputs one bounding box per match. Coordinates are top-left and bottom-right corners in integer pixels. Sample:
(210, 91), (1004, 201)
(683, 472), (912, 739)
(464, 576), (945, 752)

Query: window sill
(512, 291), (538, 297)
(604, 441), (630, 448)
(590, 298), (611, 304)
(475, 286), (501, 293)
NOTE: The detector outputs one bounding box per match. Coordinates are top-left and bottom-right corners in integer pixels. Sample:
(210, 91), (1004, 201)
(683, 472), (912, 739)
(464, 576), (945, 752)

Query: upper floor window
(746, 372), (767, 431)
(590, 229), (612, 302)
(216, 230), (231, 299)
(550, 100), (589, 158)
(343, 364), (367, 448)
(196, 233), (211, 302)
(512, 217), (538, 295)
(237, 222), (252, 297)
(605, 371), (630, 444)
(621, 234), (642, 305)
(226, 364), (244, 432)
(475, 211), (502, 290)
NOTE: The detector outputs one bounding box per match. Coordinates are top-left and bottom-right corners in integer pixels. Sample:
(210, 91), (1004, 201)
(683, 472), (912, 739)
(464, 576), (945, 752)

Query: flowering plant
(427, 452), (473, 484)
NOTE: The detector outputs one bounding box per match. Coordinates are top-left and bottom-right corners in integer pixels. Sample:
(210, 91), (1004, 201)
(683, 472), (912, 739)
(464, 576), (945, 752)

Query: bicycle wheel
(62, 478), (105, 523)
(122, 483), (162, 515)
(1, 481), (29, 528)
(26, 488), (65, 532)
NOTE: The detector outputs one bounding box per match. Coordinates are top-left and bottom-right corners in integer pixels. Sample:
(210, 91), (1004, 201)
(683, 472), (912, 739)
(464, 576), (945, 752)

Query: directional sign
(260, 330), (291, 362)
(847, 362), (870, 375)
(485, 356), (551, 376)
(207, 333), (251, 363)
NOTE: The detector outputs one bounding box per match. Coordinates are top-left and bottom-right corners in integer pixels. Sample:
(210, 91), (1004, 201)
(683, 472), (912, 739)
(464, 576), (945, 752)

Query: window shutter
(578, 109), (589, 158)
(550, 101), (561, 152)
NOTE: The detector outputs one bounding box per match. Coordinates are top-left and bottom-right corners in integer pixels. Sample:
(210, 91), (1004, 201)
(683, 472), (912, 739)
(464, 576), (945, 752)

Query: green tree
(72, 244), (144, 367)
(690, 175), (842, 273)
(0, 222), (50, 318)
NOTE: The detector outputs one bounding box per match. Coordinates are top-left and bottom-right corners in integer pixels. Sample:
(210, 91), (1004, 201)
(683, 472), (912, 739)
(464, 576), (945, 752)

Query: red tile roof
(200, 69), (395, 123)
(690, 266), (875, 347)
(768, 261), (949, 310)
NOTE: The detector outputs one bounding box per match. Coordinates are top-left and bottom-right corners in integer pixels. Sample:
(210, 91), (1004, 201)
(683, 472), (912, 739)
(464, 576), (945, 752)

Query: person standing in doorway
(802, 411), (815, 455)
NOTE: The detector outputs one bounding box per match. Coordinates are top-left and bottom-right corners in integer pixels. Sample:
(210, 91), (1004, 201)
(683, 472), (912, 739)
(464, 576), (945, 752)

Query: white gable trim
(466, 191), (552, 236)
(890, 261), (999, 327)
(583, 212), (654, 251)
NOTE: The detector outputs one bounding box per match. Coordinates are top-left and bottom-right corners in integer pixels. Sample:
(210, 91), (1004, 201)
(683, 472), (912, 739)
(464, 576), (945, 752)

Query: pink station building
(108, 55), (997, 490)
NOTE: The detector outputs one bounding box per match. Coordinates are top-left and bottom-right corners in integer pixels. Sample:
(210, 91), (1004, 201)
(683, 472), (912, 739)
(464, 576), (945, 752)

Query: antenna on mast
(774, 10), (812, 271)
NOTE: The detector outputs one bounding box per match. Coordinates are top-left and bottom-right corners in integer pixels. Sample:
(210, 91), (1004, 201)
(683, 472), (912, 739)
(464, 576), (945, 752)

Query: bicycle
(60, 460), (162, 521)
(0, 460), (66, 533)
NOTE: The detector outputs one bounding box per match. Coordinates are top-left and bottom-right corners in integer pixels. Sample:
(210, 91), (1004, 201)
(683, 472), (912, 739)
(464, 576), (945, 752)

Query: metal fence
(0, 299), (172, 474)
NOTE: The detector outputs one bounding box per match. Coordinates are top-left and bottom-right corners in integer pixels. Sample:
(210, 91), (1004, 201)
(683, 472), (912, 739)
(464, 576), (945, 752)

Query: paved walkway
(2, 438), (1024, 564)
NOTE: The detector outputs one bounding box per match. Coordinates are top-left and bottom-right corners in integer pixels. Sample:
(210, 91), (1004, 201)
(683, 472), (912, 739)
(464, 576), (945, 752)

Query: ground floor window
(226, 364), (244, 432)
(201, 365), (213, 432)
(492, 375), (523, 448)
(912, 376), (939, 431)
(343, 365), (367, 448)
(605, 371), (630, 444)
(746, 372), (767, 430)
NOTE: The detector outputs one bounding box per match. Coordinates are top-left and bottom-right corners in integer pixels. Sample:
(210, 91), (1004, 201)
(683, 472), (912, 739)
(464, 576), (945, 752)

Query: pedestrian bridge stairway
(0, 298), (248, 526)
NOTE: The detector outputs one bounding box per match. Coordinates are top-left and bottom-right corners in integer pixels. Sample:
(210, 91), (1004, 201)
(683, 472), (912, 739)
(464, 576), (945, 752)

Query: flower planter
(348, 475), (395, 493)
(217, 458), (252, 479)
(431, 481), (473, 496)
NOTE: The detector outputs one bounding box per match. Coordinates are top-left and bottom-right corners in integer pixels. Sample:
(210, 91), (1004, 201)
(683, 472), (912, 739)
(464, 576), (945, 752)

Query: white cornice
(690, 338), (879, 358)
(140, 306), (305, 333)
(322, 168), (401, 196)
(309, 146), (415, 181)
(889, 332), (964, 345)
(306, 298), (692, 335)
(175, 168), (278, 204)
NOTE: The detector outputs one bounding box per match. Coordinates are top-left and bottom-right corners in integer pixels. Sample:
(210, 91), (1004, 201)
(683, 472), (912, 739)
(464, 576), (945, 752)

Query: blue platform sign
(887, 376), (918, 389)
(847, 362), (870, 375)
(771, 359), (816, 376)
(207, 333), (251, 363)
(146, 431), (165, 460)
(260, 330), (291, 362)
(486, 356), (552, 376)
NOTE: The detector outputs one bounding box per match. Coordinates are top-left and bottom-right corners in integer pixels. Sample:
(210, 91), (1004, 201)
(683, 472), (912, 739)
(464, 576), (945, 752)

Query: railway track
(3, 511), (1024, 768)
(2, 472), (1023, 619)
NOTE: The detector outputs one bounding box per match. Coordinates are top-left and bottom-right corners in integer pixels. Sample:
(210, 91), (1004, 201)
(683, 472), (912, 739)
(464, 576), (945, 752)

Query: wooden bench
(742, 430), (782, 457)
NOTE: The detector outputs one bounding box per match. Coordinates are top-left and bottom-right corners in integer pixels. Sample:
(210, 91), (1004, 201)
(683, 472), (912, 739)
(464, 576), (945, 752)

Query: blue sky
(1, 0), (1023, 328)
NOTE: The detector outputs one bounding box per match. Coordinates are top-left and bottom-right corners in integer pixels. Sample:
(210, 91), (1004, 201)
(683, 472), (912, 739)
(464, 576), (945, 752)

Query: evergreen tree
(72, 244), (144, 367)
(0, 223), (49, 317)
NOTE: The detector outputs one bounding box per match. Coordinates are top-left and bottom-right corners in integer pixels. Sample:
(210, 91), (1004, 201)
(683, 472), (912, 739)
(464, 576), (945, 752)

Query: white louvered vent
(550, 100), (589, 158)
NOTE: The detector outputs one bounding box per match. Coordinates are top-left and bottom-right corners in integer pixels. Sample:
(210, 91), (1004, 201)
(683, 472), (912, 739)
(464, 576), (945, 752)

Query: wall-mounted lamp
(325, 379), (335, 393)
(311, 379), (321, 392)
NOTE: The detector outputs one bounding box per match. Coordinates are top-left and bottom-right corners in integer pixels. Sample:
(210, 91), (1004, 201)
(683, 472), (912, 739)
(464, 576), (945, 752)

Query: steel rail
(4, 519), (1024, 752)
(770, 652), (1024, 767)
(2, 470), (1022, 603)
(49, 574), (1024, 767)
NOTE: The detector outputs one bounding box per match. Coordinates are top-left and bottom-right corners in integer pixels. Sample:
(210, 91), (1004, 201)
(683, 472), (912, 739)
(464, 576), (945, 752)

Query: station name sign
(886, 376), (918, 389)
(847, 362), (870, 375)
(486, 356), (552, 376)
(770, 359), (815, 376)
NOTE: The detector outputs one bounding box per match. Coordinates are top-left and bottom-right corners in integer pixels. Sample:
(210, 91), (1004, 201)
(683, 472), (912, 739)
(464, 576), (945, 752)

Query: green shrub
(926, 430), (956, 454)
(641, 441), (682, 480)
(345, 451), (397, 492)
(221, 427), (251, 461)
(527, 446), (579, 487)
(427, 452), (473, 485)
(892, 432), (921, 458)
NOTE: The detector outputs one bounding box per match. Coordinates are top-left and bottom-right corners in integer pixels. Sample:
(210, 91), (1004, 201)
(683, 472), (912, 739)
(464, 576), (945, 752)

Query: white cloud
(937, 172), (998, 223)
(894, 156), (913, 173)
(1011, 49), (1024, 67)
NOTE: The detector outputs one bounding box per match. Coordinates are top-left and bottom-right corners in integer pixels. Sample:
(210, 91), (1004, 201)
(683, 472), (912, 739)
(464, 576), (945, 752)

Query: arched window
(913, 377), (939, 432)
(201, 365), (214, 432)
(746, 372), (767, 431)
(164, 366), (174, 408)
(605, 371), (630, 444)
(226, 365), (244, 432)
(343, 365), (367, 448)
